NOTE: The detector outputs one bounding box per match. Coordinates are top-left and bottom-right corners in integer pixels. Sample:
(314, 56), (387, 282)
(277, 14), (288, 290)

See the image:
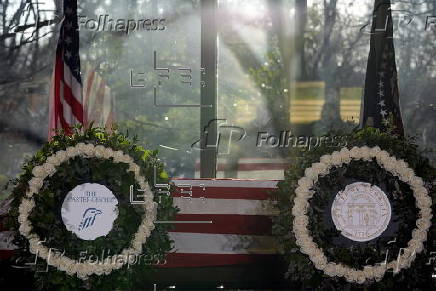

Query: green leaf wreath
(272, 127), (436, 290)
(5, 125), (178, 291)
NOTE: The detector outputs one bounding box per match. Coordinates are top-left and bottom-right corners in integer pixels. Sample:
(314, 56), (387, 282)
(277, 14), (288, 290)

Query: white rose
(359, 146), (371, 160)
(419, 208), (432, 219)
(29, 177), (44, 190)
(293, 199), (308, 214)
(18, 213), (27, 223)
(293, 215), (309, 227)
(372, 265), (386, 281)
(46, 155), (60, 166)
(132, 239), (143, 251)
(83, 264), (95, 275)
(334, 264), (347, 277)
(338, 148), (351, 163)
(412, 229), (427, 242)
(414, 187), (428, 203)
(297, 177), (313, 189)
(396, 159), (409, 170)
(94, 267), (104, 276)
(349, 147), (361, 159)
(47, 253), (61, 266)
(128, 163), (140, 174)
(311, 162), (329, 176)
(147, 200), (158, 211)
(294, 186), (308, 197)
(416, 218), (432, 231)
(141, 227), (152, 238)
(294, 196), (307, 206)
(145, 221), (157, 232)
(76, 268), (89, 279)
(408, 240), (424, 254)
(57, 262), (67, 272)
(102, 148), (114, 159)
(120, 154), (133, 164)
(31, 166), (46, 178)
(363, 266), (376, 279)
(319, 154), (333, 166)
(28, 238), (40, 254)
(112, 150), (124, 162)
(82, 143), (94, 155)
(400, 168), (416, 183)
(55, 150), (68, 162)
(66, 146), (79, 158)
(19, 221), (31, 236)
(300, 238), (316, 250)
(369, 146), (382, 156)
(94, 145), (106, 158)
(356, 275), (366, 284)
(138, 181), (147, 190)
(293, 226), (307, 237)
(330, 151), (342, 165)
(410, 177), (424, 188)
(65, 264), (76, 276)
(19, 200), (34, 216)
(304, 167), (319, 181)
(27, 186), (38, 196)
(42, 162), (56, 176)
(312, 254), (327, 270)
(375, 150), (390, 165)
(75, 143), (87, 154)
(292, 204), (305, 217)
(417, 195), (432, 208)
(349, 270), (361, 283)
(324, 263), (338, 277)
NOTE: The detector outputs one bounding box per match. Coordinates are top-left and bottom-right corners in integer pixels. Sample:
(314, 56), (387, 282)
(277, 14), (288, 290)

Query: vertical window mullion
(200, 0), (218, 178)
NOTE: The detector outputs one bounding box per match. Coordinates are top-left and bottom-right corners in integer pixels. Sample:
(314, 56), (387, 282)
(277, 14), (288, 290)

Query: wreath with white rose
(6, 126), (178, 291)
(272, 127), (436, 290)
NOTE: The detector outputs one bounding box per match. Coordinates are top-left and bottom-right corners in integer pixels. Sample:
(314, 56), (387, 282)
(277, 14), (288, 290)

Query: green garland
(6, 126), (178, 291)
(272, 127), (436, 290)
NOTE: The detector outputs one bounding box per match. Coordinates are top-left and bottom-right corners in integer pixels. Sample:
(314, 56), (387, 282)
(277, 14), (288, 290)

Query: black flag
(360, 0), (404, 136)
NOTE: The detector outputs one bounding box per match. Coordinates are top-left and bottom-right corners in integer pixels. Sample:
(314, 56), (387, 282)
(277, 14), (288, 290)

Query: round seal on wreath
(331, 182), (391, 242)
(61, 183), (119, 240)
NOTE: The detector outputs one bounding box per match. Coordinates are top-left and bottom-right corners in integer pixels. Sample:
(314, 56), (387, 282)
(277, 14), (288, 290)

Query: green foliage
(7, 125), (178, 291)
(249, 47), (289, 129)
(272, 127), (436, 290)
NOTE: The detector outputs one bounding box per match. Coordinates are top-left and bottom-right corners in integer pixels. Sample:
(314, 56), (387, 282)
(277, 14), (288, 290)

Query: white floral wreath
(17, 143), (158, 279)
(292, 146), (433, 284)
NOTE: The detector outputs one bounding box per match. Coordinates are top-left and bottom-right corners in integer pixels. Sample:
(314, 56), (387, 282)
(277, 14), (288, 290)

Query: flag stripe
(61, 83), (83, 122)
(82, 63), (114, 128)
(160, 253), (280, 268)
(172, 179), (279, 188)
(172, 187), (275, 200)
(173, 197), (278, 215)
(172, 214), (272, 235)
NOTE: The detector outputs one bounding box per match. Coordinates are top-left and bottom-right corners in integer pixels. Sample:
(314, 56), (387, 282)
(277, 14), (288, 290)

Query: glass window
(1, 0), (436, 194)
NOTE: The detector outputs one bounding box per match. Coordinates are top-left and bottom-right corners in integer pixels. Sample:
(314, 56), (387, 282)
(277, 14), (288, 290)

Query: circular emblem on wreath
(331, 182), (391, 242)
(61, 183), (119, 241)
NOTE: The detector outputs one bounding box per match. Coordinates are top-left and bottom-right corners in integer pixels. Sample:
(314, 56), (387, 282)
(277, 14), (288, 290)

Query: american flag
(83, 63), (115, 130)
(48, 0), (84, 139)
(162, 179), (280, 268)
